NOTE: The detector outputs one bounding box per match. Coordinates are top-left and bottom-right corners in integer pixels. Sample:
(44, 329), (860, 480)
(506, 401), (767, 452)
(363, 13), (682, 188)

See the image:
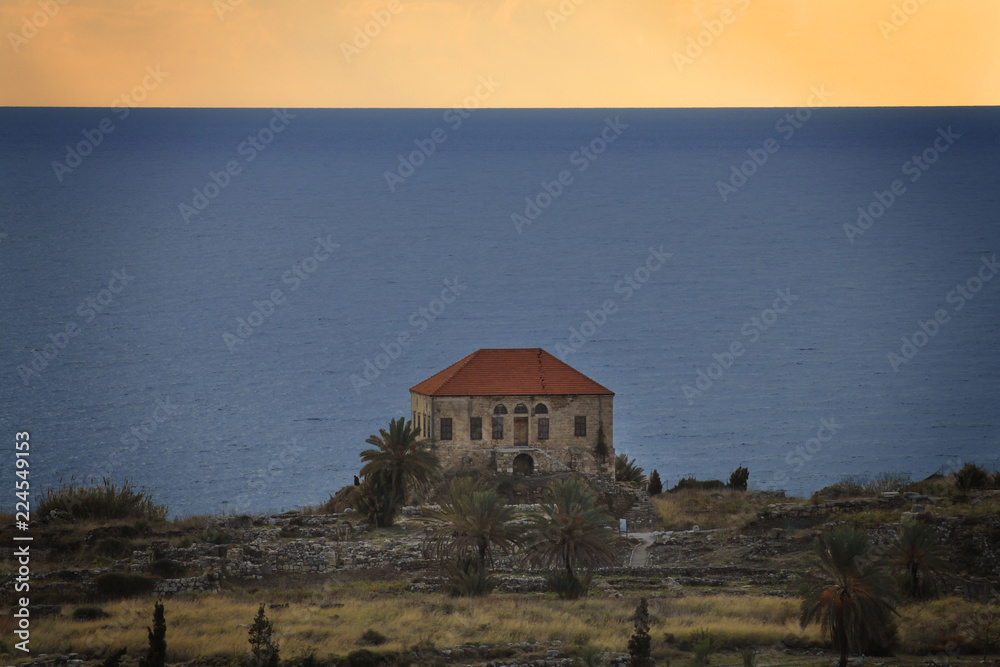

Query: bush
(139, 600), (166, 667)
(444, 557), (494, 598)
(359, 630), (387, 647)
(738, 648), (756, 667)
(100, 648), (127, 667)
(813, 472), (911, 500)
(647, 471), (663, 496)
(248, 603), (280, 667)
(577, 645), (605, 667)
(728, 466), (749, 491)
(594, 425), (610, 462)
(628, 598), (652, 667)
(73, 605), (111, 621)
(285, 651), (323, 667)
(344, 649), (382, 667)
(955, 463), (990, 491)
(38, 478), (167, 522)
(671, 478), (724, 492)
(615, 454), (646, 485)
(95, 572), (156, 598)
(689, 640), (712, 667)
(545, 571), (590, 600)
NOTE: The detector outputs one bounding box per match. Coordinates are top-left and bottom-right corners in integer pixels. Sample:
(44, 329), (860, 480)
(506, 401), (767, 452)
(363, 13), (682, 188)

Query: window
(493, 405), (508, 415)
(470, 417), (482, 440)
(440, 418), (453, 441)
(492, 416), (504, 440)
(514, 403), (528, 414)
(574, 416), (587, 437)
(538, 417), (549, 440)
(533, 403), (548, 415)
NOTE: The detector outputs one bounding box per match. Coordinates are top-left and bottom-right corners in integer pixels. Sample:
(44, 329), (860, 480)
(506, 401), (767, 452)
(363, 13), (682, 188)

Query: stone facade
(410, 392), (614, 478)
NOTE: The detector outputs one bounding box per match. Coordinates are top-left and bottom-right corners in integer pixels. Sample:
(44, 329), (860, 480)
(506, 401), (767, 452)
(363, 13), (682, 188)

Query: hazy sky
(2, 0), (997, 108)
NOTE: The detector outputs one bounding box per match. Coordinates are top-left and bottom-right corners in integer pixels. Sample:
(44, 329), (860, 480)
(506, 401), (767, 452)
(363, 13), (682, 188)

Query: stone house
(409, 348), (615, 478)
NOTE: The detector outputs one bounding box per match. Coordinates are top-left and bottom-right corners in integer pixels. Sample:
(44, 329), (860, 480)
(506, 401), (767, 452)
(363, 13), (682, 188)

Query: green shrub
(615, 454), (646, 485)
(344, 649), (381, 667)
(201, 527), (233, 545)
(671, 478), (724, 492)
(689, 640), (712, 667)
(73, 605), (111, 621)
(955, 463), (990, 491)
(444, 557), (495, 598)
(249, 603), (280, 667)
(545, 571), (590, 600)
(139, 600), (166, 667)
(738, 648), (756, 667)
(359, 629), (387, 647)
(577, 645), (605, 667)
(95, 572), (156, 598)
(628, 598), (652, 667)
(647, 471), (663, 496)
(728, 467), (749, 491)
(813, 472), (911, 500)
(100, 648), (127, 667)
(284, 650), (323, 667)
(39, 478), (167, 522)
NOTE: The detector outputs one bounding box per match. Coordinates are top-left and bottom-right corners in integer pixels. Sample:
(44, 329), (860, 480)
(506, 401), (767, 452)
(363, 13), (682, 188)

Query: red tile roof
(411, 348), (613, 397)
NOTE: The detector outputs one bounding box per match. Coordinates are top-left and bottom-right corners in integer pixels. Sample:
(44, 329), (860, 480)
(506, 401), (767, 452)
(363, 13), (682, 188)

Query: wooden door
(514, 417), (528, 446)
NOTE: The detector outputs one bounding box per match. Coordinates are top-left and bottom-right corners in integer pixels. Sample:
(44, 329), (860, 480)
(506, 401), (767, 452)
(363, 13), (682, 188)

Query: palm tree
(615, 454), (646, 485)
(521, 478), (618, 594)
(354, 474), (400, 528)
(358, 417), (439, 526)
(424, 477), (522, 570)
(799, 528), (899, 667)
(888, 521), (948, 599)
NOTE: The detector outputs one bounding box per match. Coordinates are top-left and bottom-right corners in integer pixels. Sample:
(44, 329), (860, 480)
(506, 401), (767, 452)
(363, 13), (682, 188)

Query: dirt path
(628, 531), (657, 567)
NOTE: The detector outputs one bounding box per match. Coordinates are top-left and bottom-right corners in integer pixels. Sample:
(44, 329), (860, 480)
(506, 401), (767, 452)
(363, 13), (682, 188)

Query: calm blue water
(2, 107), (998, 517)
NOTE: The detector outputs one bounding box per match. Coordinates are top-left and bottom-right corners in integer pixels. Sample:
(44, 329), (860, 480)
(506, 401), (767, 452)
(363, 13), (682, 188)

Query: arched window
(514, 403), (528, 414)
(494, 405), (508, 415)
(533, 403), (548, 415)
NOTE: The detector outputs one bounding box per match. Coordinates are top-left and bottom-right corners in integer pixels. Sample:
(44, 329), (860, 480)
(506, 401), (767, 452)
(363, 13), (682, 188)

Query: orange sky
(1, 0), (997, 107)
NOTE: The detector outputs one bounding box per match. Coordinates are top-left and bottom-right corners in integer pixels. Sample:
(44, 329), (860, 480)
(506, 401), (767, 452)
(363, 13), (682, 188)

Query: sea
(2, 107), (998, 518)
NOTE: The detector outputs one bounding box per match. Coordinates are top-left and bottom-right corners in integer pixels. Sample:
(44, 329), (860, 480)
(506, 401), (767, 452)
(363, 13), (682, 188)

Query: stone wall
(410, 392), (615, 478)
